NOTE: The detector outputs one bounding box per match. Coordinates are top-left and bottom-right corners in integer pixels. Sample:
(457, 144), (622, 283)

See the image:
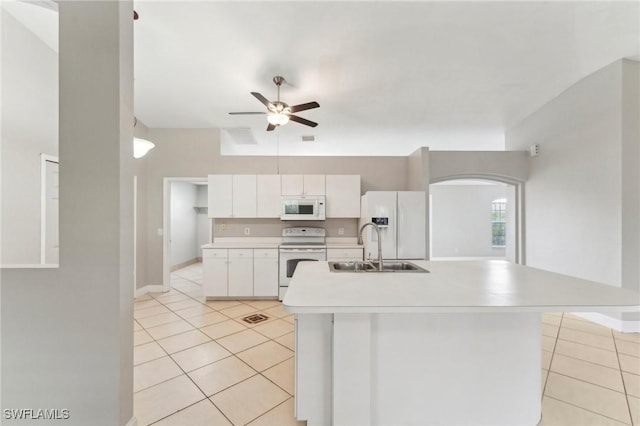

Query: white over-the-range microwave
(281, 195), (326, 221)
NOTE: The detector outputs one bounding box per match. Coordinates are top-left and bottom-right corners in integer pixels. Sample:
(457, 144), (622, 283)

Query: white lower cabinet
(327, 247), (364, 261)
(203, 249), (228, 296)
(203, 248), (278, 298)
(253, 249), (279, 297)
(228, 249), (253, 297)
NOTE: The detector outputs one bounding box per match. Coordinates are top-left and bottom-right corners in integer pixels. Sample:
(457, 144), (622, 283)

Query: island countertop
(282, 260), (640, 314)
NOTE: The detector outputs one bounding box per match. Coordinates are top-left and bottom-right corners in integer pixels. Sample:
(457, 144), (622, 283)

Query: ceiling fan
(229, 76), (320, 131)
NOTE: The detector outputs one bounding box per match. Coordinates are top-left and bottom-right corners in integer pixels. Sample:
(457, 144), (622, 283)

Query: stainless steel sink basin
(374, 261), (429, 272)
(329, 261), (376, 272)
(329, 261), (429, 273)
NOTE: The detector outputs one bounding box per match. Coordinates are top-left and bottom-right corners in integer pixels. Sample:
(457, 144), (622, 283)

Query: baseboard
(572, 312), (640, 333)
(125, 415), (137, 426)
(170, 258), (199, 272)
(135, 284), (165, 298)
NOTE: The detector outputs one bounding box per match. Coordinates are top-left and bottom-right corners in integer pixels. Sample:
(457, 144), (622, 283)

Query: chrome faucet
(357, 222), (383, 271)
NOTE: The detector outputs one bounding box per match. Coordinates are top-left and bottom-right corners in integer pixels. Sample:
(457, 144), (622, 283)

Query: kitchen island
(282, 260), (640, 426)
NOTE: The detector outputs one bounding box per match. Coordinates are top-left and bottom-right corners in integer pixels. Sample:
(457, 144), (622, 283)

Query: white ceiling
(7, 1), (639, 156)
(132, 1), (638, 156)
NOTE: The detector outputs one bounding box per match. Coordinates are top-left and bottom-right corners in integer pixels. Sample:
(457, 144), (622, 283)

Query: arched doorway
(430, 175), (524, 264)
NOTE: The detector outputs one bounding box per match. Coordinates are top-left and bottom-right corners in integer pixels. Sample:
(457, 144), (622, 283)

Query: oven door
(278, 248), (326, 299)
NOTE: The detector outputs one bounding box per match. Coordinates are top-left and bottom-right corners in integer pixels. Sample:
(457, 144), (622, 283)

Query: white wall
(430, 183), (507, 258)
(1, 9), (58, 264)
(196, 185), (210, 258)
(506, 59), (639, 323)
(170, 182), (198, 267)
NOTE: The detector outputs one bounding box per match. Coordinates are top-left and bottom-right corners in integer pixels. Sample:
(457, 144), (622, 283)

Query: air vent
(242, 314), (269, 324)
(301, 135), (315, 142)
(221, 127), (257, 145)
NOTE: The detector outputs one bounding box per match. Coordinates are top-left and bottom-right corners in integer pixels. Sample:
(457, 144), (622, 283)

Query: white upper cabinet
(232, 175), (257, 217)
(281, 175), (304, 195)
(208, 175), (232, 218)
(209, 174), (359, 218)
(257, 175), (282, 218)
(282, 175), (325, 196)
(208, 174), (256, 218)
(326, 175), (361, 218)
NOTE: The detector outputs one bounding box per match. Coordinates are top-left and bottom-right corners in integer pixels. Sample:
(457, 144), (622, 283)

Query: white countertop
(283, 260), (640, 314)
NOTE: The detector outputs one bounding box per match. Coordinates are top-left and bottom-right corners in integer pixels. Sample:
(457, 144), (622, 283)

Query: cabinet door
(253, 249), (279, 297)
(257, 175), (282, 218)
(203, 249), (228, 297)
(281, 175), (304, 195)
(208, 175), (232, 218)
(228, 249), (253, 297)
(325, 175), (361, 218)
(232, 175), (257, 217)
(303, 175), (325, 195)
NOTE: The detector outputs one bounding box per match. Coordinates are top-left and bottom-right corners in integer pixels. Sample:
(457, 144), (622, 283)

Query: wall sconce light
(133, 117), (155, 158)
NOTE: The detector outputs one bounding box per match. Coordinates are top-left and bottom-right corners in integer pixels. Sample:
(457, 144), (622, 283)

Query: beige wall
(137, 129), (529, 287)
(139, 128), (410, 287)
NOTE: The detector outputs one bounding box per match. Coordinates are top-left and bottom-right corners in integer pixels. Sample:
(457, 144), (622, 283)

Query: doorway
(162, 177), (210, 291)
(429, 179), (522, 263)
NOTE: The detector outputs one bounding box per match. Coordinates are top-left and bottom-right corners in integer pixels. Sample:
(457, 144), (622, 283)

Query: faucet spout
(357, 222), (383, 271)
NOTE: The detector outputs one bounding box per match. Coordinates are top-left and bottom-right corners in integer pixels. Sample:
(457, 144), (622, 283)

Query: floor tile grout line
(135, 312), (239, 426)
(559, 323), (620, 339)
(543, 395), (633, 425)
(555, 335), (618, 353)
(542, 312), (562, 398)
(550, 350), (631, 371)
(547, 369), (630, 396)
(612, 328), (635, 426)
(146, 397), (210, 426)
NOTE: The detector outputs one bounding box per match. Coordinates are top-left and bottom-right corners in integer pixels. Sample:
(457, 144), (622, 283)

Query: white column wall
(1, 2), (134, 424)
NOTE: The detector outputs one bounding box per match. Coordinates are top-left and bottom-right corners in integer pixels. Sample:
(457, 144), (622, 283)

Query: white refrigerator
(359, 191), (426, 260)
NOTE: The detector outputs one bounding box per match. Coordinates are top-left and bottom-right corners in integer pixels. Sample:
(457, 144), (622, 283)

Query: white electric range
(278, 227), (327, 301)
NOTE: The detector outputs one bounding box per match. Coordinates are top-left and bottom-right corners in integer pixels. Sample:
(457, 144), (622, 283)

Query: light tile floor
(134, 263), (640, 425)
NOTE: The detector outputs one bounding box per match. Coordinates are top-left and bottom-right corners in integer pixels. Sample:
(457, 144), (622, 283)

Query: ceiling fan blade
(228, 112), (266, 115)
(288, 114), (318, 128)
(289, 101), (319, 113)
(266, 123), (277, 131)
(251, 92), (272, 108)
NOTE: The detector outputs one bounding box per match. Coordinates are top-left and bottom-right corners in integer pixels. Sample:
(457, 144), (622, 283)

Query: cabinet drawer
(203, 249), (227, 258)
(254, 248), (278, 258)
(228, 248), (253, 258)
(327, 248), (363, 260)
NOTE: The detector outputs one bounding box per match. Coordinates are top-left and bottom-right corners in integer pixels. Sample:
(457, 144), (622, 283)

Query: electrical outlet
(244, 227), (250, 235)
(338, 227), (344, 235)
(220, 223), (227, 231)
(157, 228), (163, 237)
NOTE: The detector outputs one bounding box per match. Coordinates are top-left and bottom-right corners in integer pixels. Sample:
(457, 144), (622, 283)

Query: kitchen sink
(329, 261), (429, 273)
(329, 261), (376, 272)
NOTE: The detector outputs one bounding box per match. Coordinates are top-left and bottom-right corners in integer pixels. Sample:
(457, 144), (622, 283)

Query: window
(491, 198), (507, 247)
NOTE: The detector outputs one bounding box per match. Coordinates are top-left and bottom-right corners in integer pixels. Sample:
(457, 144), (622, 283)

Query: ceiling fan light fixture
(133, 137), (155, 158)
(267, 112), (289, 126)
